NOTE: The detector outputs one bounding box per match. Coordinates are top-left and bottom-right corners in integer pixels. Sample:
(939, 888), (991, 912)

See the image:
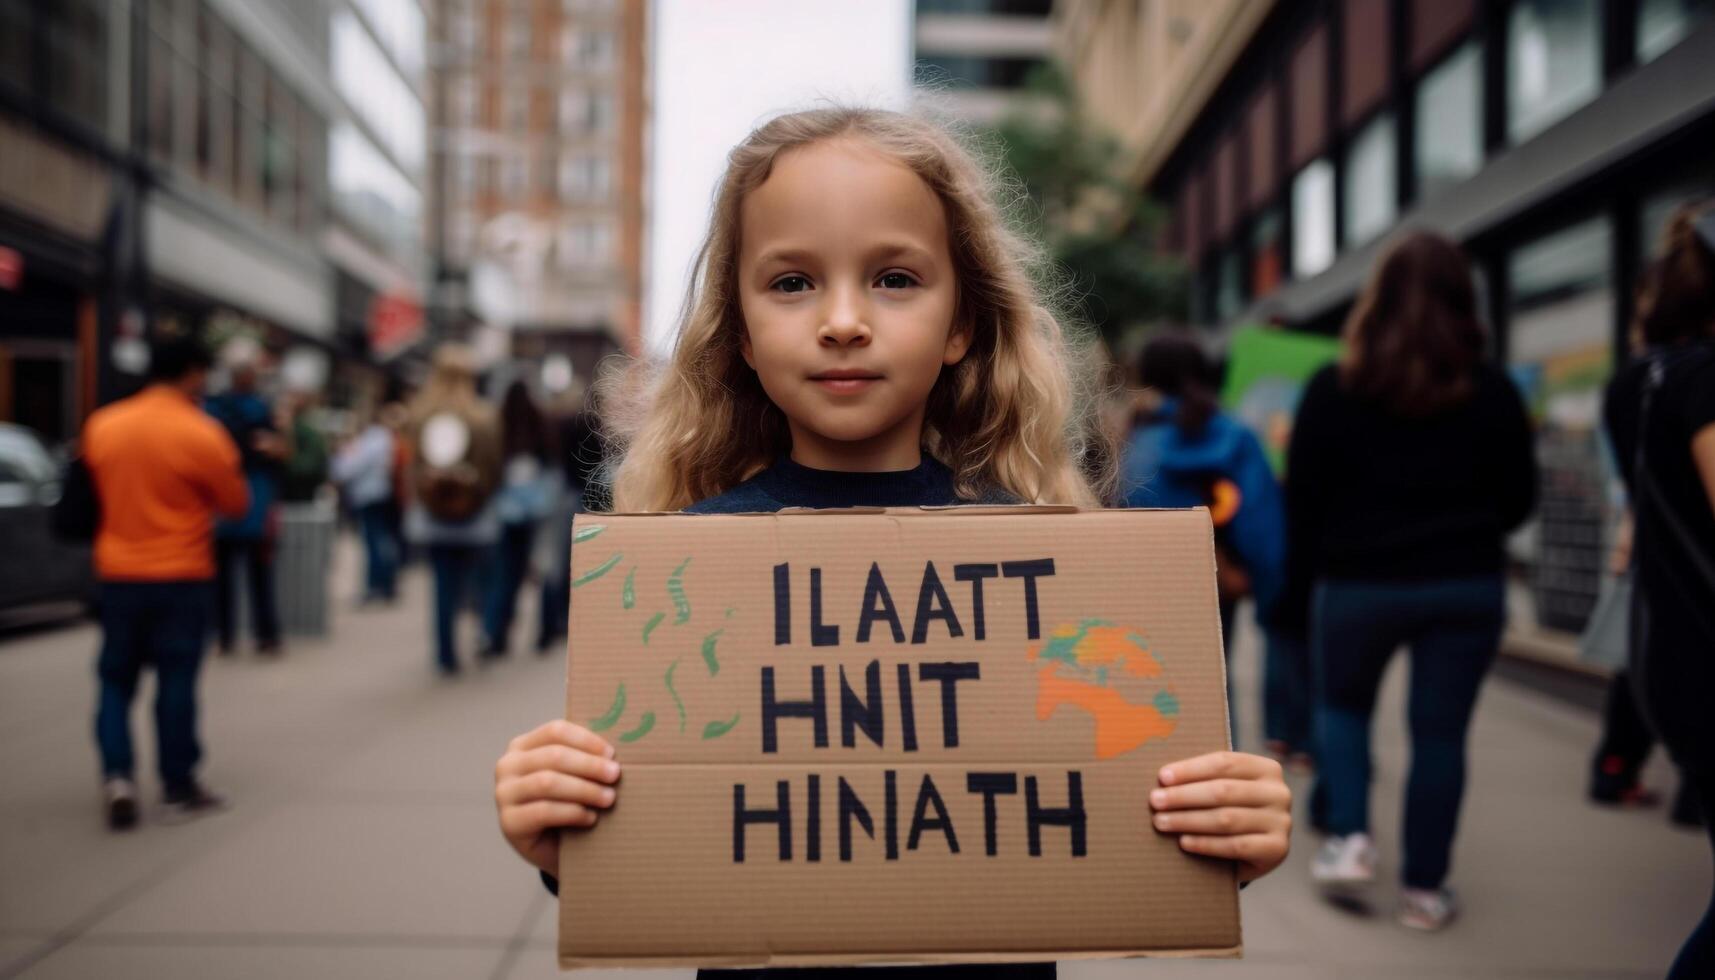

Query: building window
(914, 55), (1042, 89)
(1506, 216), (1615, 636)
(558, 88), (610, 134)
(1250, 209), (1284, 298)
(42, 0), (110, 129)
(1291, 159), (1335, 279)
(562, 28), (614, 69)
(448, 208), (477, 261)
(508, 11), (532, 60)
(501, 156), (527, 201)
(503, 85), (528, 133)
(1638, 0), (1713, 63)
(1212, 249), (1244, 322)
(1507, 0), (1601, 145)
(449, 7), (479, 53)
(558, 153), (611, 201)
(449, 76), (479, 128)
(1342, 113), (1396, 248)
(1415, 41), (1483, 200)
(557, 219), (612, 270)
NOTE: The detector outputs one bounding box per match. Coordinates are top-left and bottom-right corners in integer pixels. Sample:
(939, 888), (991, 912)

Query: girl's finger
(507, 720), (614, 758)
(498, 744), (622, 784)
(1177, 833), (1283, 863)
(499, 771), (617, 809)
(500, 799), (598, 838)
(1158, 751), (1281, 787)
(1150, 778), (1288, 812)
(1151, 806), (1283, 836)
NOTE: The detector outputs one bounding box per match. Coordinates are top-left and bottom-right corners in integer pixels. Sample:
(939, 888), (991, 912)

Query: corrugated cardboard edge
(561, 945), (1243, 970)
(560, 507), (1242, 970)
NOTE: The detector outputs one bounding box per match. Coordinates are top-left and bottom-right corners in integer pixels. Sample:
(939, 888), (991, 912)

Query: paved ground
(0, 537), (1707, 980)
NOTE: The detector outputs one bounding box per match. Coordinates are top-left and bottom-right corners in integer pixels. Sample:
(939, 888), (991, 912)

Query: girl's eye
(877, 271), (918, 290)
(771, 275), (812, 294)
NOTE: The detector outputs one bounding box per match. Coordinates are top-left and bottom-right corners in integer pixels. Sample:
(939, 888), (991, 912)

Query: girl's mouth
(810, 370), (882, 394)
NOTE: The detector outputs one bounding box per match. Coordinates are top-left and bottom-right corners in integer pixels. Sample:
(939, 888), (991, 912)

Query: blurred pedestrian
(480, 380), (552, 658)
(535, 387), (606, 654)
(204, 340), (286, 655)
(333, 405), (400, 604)
(81, 335), (248, 828)
(1586, 262), (1698, 825)
(1285, 231), (1536, 930)
(278, 389), (329, 504)
(1120, 333), (1299, 758)
(1601, 201), (1715, 979)
(406, 344), (501, 675)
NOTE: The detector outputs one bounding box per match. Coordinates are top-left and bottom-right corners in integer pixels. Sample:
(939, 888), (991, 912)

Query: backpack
(414, 411), (486, 523)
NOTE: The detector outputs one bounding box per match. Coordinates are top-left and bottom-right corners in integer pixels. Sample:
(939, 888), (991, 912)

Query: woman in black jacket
(1284, 231), (1536, 931)
(1602, 201), (1715, 979)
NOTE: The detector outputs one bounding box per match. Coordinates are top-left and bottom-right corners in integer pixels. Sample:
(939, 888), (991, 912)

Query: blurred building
(914, 0), (1055, 122)
(427, 0), (645, 384)
(1060, 0), (1715, 661)
(325, 0), (431, 402)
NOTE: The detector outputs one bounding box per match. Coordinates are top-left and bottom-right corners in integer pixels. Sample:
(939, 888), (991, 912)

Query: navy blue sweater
(548, 455), (1052, 980)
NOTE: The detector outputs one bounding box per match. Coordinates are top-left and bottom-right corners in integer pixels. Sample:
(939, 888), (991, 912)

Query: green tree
(991, 64), (1188, 341)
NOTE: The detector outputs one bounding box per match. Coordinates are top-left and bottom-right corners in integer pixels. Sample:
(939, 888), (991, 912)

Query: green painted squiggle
(572, 524), (606, 543)
(571, 553), (623, 588)
(701, 629), (723, 676)
(588, 684), (625, 732)
(618, 711), (655, 743)
(664, 659), (686, 733)
(621, 567), (636, 609)
(667, 557), (693, 623)
(702, 712), (740, 740)
(641, 611), (665, 644)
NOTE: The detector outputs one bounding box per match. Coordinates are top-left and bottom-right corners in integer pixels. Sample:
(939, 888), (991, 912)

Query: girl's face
(737, 137), (969, 472)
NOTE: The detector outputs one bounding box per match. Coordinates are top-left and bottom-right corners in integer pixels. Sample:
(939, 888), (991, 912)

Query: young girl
(493, 107), (1292, 978)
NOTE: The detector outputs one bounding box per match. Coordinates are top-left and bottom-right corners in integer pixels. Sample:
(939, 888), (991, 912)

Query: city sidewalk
(0, 537), (1706, 980)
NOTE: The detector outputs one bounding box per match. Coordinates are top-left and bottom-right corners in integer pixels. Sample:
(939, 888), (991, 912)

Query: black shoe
(104, 777), (139, 831)
(1590, 754), (1659, 807)
(256, 639), (284, 656)
(162, 780), (226, 824)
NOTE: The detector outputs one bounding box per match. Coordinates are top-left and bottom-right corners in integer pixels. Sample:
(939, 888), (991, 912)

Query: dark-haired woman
(1284, 231), (1536, 930)
(480, 380), (552, 659)
(1603, 202), (1715, 979)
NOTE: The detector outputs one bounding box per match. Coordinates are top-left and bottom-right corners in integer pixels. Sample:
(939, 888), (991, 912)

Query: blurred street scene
(4, 0), (1715, 977)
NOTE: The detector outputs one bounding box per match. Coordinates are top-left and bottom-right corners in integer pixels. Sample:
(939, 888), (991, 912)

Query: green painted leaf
(702, 712), (740, 740)
(641, 611), (665, 645)
(572, 524), (607, 543)
(667, 557), (693, 623)
(664, 659), (686, 733)
(571, 553), (623, 588)
(588, 684), (625, 732)
(618, 711), (655, 743)
(701, 629), (723, 676)
(621, 567), (636, 609)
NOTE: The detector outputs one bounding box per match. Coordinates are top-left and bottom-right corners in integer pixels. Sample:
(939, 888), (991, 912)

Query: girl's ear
(739, 327), (756, 370)
(942, 317), (974, 366)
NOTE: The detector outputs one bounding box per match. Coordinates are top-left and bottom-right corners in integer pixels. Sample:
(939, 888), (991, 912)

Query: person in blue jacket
(1121, 333), (1309, 764)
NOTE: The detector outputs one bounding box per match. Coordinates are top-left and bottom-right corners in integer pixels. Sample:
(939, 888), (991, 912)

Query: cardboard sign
(559, 507), (1239, 969)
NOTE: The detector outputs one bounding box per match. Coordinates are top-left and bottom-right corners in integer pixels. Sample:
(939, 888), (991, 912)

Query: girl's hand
(494, 720), (621, 877)
(1149, 750), (1291, 884)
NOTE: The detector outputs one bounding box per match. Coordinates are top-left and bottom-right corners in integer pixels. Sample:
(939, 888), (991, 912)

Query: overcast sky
(644, 0), (915, 355)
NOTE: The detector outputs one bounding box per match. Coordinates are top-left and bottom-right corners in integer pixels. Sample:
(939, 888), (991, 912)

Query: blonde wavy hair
(606, 106), (1109, 511)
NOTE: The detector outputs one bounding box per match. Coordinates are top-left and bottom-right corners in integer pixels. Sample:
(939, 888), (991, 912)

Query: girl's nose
(818, 292), (872, 348)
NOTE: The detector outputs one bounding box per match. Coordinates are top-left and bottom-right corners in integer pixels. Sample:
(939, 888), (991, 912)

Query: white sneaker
(1399, 887), (1458, 931)
(1310, 832), (1377, 892)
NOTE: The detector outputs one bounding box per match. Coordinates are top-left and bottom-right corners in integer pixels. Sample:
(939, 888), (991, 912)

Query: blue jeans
(482, 522), (536, 651)
(95, 581), (211, 793)
(1264, 628), (1313, 752)
(429, 544), (486, 671)
(356, 502), (399, 600)
(1312, 574), (1504, 889)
